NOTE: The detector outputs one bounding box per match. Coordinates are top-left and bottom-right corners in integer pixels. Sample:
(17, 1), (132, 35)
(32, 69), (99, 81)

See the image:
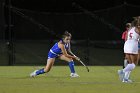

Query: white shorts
(124, 40), (138, 54)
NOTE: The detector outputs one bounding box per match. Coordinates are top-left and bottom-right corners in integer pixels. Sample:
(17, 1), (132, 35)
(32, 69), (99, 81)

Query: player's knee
(46, 69), (50, 72)
(44, 68), (51, 72)
(67, 58), (73, 62)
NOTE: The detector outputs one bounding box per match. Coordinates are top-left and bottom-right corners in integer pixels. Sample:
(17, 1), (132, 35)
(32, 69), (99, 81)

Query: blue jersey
(138, 42), (140, 50)
(48, 40), (69, 59)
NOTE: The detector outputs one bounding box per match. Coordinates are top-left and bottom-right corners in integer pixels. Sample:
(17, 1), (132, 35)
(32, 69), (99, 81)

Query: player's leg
(123, 54), (128, 68)
(59, 55), (79, 77)
(30, 58), (55, 77)
(137, 43), (140, 65)
(123, 54), (136, 82)
(44, 58), (55, 72)
(125, 54), (131, 64)
(118, 54), (130, 81)
(136, 50), (140, 65)
(131, 54), (138, 65)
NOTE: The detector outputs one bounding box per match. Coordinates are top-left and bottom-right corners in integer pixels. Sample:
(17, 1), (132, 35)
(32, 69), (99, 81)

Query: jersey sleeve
(122, 31), (127, 41)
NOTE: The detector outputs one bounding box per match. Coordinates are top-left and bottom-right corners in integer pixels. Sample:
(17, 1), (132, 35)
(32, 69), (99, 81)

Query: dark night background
(11, 0), (140, 12)
(1, 0), (140, 40)
(0, 0), (140, 65)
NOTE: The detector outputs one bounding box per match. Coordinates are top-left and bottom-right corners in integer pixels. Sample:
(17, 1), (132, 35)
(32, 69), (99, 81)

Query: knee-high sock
(124, 71), (131, 80)
(123, 63), (135, 80)
(123, 63), (135, 72)
(68, 61), (75, 73)
(36, 68), (45, 75)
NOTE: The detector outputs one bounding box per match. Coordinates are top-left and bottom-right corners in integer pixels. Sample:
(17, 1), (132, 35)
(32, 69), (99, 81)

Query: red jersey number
(129, 33), (133, 39)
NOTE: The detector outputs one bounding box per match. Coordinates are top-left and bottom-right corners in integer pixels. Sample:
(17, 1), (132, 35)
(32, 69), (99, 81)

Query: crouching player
(30, 31), (80, 78)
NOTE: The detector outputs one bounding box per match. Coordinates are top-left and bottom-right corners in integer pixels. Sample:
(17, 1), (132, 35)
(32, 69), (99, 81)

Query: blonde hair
(132, 16), (140, 27)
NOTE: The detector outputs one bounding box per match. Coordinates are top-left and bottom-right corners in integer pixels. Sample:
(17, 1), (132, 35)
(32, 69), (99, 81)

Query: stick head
(86, 67), (89, 72)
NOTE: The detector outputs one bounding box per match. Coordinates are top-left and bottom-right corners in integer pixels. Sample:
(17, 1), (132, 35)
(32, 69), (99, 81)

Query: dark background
(11, 0), (140, 12)
(2, 0), (140, 40)
(0, 0), (140, 65)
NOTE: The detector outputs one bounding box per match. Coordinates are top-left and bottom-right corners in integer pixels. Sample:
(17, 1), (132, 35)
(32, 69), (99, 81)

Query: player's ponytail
(62, 31), (72, 39)
(132, 16), (140, 27)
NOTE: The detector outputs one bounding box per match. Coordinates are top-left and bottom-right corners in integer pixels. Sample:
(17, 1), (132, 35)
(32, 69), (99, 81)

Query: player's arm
(121, 32), (125, 40)
(68, 43), (80, 61)
(67, 43), (76, 57)
(125, 31), (128, 41)
(59, 43), (76, 59)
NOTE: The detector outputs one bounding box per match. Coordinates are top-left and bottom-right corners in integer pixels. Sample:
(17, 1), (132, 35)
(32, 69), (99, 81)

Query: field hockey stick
(79, 59), (89, 72)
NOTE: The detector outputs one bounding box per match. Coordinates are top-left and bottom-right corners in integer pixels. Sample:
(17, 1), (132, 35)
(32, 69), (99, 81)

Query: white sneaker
(30, 70), (38, 77)
(70, 73), (80, 78)
(122, 79), (133, 83)
(118, 69), (124, 81)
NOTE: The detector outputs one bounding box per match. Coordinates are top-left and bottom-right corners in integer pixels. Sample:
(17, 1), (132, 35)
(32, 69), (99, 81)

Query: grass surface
(0, 66), (140, 93)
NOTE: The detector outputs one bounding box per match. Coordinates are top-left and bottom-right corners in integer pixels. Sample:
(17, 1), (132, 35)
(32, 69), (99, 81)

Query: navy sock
(36, 68), (45, 75)
(68, 61), (75, 73)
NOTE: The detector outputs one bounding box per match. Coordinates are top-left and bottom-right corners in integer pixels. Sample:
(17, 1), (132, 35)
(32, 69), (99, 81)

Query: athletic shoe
(118, 69), (124, 81)
(70, 73), (80, 78)
(30, 70), (38, 77)
(122, 79), (133, 83)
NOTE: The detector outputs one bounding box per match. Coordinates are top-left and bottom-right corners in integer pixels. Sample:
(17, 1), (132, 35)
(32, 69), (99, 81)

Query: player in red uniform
(122, 23), (131, 68)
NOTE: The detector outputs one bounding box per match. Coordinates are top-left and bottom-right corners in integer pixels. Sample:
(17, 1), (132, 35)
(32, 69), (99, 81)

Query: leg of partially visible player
(136, 49), (140, 65)
(123, 54), (128, 68)
(59, 55), (79, 77)
(30, 58), (55, 77)
(137, 42), (140, 65)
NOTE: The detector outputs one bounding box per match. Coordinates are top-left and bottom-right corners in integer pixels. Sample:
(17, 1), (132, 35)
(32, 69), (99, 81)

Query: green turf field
(0, 66), (140, 93)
